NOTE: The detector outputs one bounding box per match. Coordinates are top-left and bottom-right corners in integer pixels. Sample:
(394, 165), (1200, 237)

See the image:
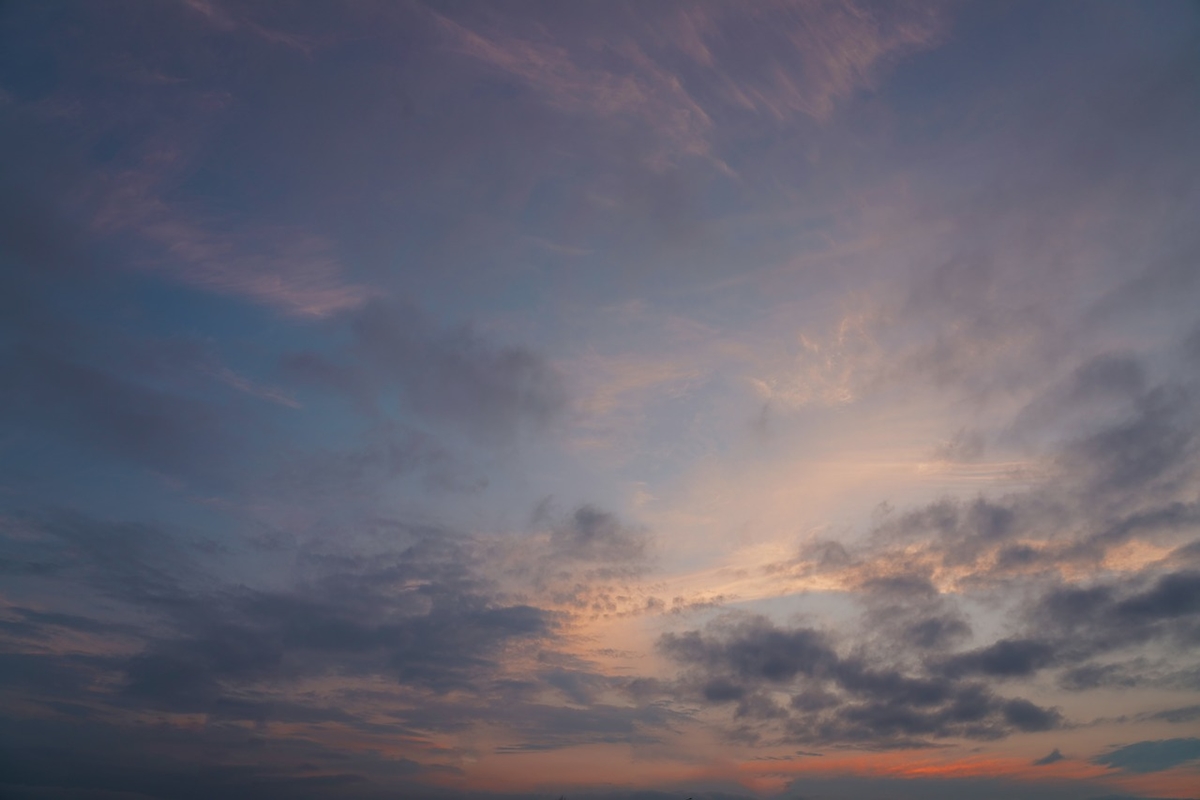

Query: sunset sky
(2, 2), (1200, 798)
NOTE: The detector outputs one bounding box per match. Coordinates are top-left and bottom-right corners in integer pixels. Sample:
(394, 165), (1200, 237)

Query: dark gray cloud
(1, 345), (242, 486)
(1144, 704), (1200, 724)
(658, 613), (1061, 747)
(1060, 385), (1195, 501)
(0, 502), (672, 795)
(937, 638), (1057, 680)
(782, 341), (1200, 605)
(870, 568), (1200, 696)
(865, 496), (1023, 572)
(0, 512), (219, 610)
(903, 615), (972, 650)
(550, 505), (649, 565)
(479, 503), (656, 619)
(1032, 748), (1065, 766)
(492, 700), (681, 753)
(1113, 571), (1200, 619)
(719, 334), (1200, 756)
(0, 214), (287, 493)
(263, 423), (488, 502)
(105, 530), (556, 705)
(1091, 738), (1200, 774)
(1069, 354), (1147, 402)
(661, 616), (838, 684)
(283, 299), (568, 444)
(856, 572), (973, 655)
(0, 712), (442, 800)
(1027, 571), (1200, 670)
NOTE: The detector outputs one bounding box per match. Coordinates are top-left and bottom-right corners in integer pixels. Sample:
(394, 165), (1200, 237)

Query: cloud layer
(2, 1), (1199, 799)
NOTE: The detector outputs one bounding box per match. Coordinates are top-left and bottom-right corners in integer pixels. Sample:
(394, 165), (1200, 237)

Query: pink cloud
(92, 167), (368, 318)
(432, 0), (946, 165)
(432, 10), (714, 160)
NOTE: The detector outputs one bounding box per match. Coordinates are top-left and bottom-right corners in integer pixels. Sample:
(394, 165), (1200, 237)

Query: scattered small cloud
(1033, 748), (1065, 766)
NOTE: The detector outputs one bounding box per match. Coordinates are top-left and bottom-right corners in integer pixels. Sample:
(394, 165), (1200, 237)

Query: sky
(1, 1), (1199, 799)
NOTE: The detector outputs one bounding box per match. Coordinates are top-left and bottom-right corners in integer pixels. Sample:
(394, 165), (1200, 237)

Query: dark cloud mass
(1092, 738), (1200, 774)
(283, 298), (568, 444)
(551, 505), (649, 564)
(729, 347), (1200, 751)
(659, 613), (1062, 747)
(1145, 704), (1200, 724)
(0, 508), (669, 796)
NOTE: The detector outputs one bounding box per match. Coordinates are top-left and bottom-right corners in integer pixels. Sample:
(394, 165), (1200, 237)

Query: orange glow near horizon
(450, 742), (1200, 798)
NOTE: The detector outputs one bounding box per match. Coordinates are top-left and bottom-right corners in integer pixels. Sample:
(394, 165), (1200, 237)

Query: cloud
(691, 335), (1200, 749)
(431, 8), (713, 162)
(468, 503), (658, 623)
(1144, 704), (1200, 724)
(0, 721), (437, 800)
(549, 505), (648, 564)
(433, 0), (945, 165)
(770, 345), (1200, 594)
(93, 168), (369, 318)
(262, 424), (487, 501)
(1032, 748), (1065, 766)
(679, 0), (946, 122)
(179, 0), (317, 52)
(0, 500), (672, 793)
(1059, 386), (1195, 500)
(1092, 738), (1200, 774)
(0, 317), (298, 489)
(659, 612), (1061, 747)
(855, 571), (973, 656)
(491, 700), (681, 753)
(1, 347), (234, 483)
(116, 532), (558, 704)
(937, 639), (1057, 680)
(904, 615), (972, 650)
(1026, 571), (1200, 669)
(0, 3), (366, 320)
(284, 299), (569, 444)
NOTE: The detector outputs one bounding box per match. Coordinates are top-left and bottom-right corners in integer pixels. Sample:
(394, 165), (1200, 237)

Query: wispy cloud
(179, 0), (316, 52)
(92, 166), (369, 318)
(432, 9), (715, 161)
(434, 0), (945, 165)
